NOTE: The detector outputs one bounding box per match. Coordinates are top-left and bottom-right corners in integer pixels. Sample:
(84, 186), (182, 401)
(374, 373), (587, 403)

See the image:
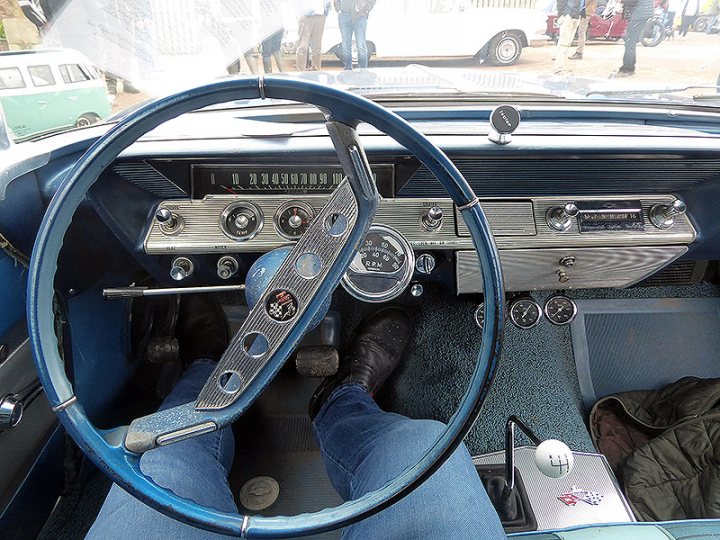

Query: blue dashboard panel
(0, 252), (26, 339)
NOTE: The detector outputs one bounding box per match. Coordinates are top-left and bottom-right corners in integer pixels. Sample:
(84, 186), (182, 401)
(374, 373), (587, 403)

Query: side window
(28, 65), (56, 87)
(59, 64), (91, 84)
(0, 67), (26, 90)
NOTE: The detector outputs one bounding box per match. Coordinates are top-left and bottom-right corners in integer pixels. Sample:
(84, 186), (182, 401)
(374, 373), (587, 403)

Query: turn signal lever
(486, 416), (574, 523)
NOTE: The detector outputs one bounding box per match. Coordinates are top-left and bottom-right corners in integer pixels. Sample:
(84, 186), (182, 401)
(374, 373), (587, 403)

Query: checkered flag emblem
(268, 303), (283, 319)
(578, 491), (604, 506)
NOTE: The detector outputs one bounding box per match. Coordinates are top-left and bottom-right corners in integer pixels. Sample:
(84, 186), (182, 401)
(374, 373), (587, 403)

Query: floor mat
(571, 297), (720, 409)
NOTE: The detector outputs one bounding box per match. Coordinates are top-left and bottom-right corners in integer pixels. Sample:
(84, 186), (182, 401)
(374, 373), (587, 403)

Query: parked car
(315, 3), (548, 67)
(0, 48), (111, 141)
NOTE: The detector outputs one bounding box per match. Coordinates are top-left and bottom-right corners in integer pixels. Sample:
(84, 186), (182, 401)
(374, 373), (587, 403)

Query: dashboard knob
(0, 395), (23, 429)
(650, 199), (687, 229)
(546, 202), (579, 232)
(155, 208), (184, 235)
(422, 206), (443, 231)
(415, 253), (436, 274)
(170, 257), (194, 281)
(217, 256), (239, 280)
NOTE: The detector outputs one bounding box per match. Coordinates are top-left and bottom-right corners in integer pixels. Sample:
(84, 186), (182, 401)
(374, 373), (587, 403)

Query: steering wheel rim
(27, 76), (505, 538)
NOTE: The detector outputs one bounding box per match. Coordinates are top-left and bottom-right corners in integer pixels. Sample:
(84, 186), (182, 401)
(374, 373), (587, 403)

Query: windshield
(1, 0), (719, 142)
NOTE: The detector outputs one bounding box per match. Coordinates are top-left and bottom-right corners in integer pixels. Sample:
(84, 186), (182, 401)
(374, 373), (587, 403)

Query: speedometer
(341, 225), (415, 303)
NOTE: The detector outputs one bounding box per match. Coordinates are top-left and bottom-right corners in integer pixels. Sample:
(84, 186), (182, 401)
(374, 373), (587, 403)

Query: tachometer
(341, 225), (415, 303)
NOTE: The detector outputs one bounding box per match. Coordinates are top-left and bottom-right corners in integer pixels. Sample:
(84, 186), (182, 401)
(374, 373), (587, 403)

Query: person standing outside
(296, 0), (330, 71)
(705, 0), (719, 33)
(614, 0), (653, 76)
(570, 0), (597, 60)
(679, 0), (700, 35)
(554, 0), (582, 74)
(334, 0), (376, 70)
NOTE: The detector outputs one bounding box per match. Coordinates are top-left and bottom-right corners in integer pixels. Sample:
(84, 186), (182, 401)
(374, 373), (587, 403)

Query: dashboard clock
(544, 295), (578, 326)
(509, 297), (543, 329)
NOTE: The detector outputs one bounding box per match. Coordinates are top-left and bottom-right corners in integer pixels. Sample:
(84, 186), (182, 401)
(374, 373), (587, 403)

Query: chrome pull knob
(0, 395), (23, 429)
(217, 256), (239, 280)
(415, 253), (436, 274)
(546, 203), (579, 232)
(170, 257), (194, 281)
(650, 199), (687, 229)
(156, 208), (184, 235)
(422, 206), (443, 231)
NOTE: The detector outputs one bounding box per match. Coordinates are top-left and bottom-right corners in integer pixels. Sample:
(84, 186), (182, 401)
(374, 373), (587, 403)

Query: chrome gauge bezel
(543, 295), (578, 326)
(274, 200), (316, 240)
(341, 224), (415, 303)
(219, 201), (264, 241)
(508, 297), (543, 329)
(474, 302), (485, 331)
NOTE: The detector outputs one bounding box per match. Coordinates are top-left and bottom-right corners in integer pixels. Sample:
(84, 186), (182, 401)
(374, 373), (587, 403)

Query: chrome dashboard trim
(145, 195), (695, 254)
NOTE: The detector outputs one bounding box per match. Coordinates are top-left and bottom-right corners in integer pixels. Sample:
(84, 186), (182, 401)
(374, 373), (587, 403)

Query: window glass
(0, 68), (26, 90)
(28, 65), (56, 87)
(59, 64), (91, 84)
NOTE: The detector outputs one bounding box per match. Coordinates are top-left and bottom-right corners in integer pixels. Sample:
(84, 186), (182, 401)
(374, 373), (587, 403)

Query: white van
(0, 48), (112, 141)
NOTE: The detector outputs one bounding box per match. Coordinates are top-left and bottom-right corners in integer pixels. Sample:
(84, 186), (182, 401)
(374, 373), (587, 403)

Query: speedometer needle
(222, 186), (239, 195)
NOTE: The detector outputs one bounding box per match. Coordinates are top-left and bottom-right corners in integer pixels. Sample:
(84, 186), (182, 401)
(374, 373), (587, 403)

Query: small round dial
(544, 295), (578, 326)
(474, 303), (485, 331)
(220, 202), (263, 241)
(275, 201), (315, 240)
(509, 297), (542, 329)
(341, 225), (415, 303)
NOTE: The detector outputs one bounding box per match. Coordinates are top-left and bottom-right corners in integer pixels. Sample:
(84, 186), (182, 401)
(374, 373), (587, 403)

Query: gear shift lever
(486, 416), (574, 524)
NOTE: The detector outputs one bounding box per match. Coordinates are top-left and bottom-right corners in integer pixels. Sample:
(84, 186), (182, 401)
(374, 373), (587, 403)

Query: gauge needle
(222, 185), (239, 195)
(522, 305), (532, 318)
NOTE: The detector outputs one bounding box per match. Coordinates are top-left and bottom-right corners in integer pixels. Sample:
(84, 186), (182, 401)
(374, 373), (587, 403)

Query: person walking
(679, 0), (700, 36)
(614, 0), (653, 77)
(334, 0), (377, 70)
(706, 0), (719, 34)
(296, 1), (330, 71)
(667, 0), (683, 35)
(554, 0), (582, 74)
(570, 0), (597, 59)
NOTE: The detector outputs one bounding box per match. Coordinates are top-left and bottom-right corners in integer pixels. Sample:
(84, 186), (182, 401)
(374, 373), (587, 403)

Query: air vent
(112, 162), (186, 198)
(637, 260), (707, 287)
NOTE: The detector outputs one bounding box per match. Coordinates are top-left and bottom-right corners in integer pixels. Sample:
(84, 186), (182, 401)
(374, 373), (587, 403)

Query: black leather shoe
(176, 295), (230, 365)
(309, 306), (412, 419)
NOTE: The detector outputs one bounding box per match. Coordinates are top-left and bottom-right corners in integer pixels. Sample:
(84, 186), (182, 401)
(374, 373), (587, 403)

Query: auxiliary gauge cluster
(474, 294), (578, 332)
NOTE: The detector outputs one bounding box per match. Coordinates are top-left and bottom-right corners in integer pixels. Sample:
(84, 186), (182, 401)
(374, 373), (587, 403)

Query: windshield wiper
(586, 85), (720, 98)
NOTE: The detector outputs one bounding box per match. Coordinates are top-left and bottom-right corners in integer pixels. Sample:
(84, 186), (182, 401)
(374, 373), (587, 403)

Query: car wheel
(486, 32), (522, 66)
(641, 20), (665, 47)
(75, 113), (100, 128)
(693, 17), (708, 32)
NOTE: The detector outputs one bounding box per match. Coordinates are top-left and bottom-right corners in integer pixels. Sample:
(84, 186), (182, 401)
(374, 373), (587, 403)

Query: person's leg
(555, 15), (580, 73)
(310, 15), (326, 70)
(680, 15), (690, 36)
(314, 385), (506, 540)
(86, 361), (237, 540)
(244, 49), (258, 74)
(339, 12), (354, 70)
(706, 15), (717, 33)
(354, 16), (369, 68)
(296, 15), (312, 71)
(574, 16), (589, 56)
(622, 6), (652, 71)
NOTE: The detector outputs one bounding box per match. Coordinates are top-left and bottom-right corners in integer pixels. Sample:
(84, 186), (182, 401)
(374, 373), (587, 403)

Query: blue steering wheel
(28, 77), (505, 538)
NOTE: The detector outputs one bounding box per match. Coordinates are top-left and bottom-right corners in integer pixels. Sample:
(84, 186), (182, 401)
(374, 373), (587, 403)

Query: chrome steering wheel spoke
(124, 121), (379, 454)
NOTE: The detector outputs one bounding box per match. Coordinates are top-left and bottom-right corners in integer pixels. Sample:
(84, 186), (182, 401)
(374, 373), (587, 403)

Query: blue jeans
(338, 13), (369, 70)
(87, 362), (505, 539)
(707, 15), (719, 33)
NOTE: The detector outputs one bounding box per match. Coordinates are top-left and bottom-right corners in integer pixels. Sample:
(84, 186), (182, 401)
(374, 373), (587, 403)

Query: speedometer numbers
(342, 225), (415, 303)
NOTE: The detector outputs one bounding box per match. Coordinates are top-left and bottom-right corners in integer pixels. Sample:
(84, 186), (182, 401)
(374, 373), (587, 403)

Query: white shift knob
(535, 439), (574, 479)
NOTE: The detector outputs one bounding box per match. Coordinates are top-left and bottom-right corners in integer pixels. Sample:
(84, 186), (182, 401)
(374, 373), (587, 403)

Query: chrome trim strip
(241, 515), (250, 538)
(52, 395), (77, 413)
(155, 421), (217, 446)
(258, 76), (265, 100)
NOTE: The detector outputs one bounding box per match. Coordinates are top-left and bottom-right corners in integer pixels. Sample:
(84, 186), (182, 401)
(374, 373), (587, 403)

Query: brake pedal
(295, 346), (339, 378)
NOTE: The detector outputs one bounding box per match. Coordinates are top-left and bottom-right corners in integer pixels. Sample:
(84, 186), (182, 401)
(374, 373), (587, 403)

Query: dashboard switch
(155, 208), (184, 235)
(422, 206), (443, 231)
(0, 395), (23, 429)
(546, 203), (579, 232)
(170, 257), (194, 281)
(415, 253), (436, 274)
(217, 256), (239, 280)
(650, 199), (686, 229)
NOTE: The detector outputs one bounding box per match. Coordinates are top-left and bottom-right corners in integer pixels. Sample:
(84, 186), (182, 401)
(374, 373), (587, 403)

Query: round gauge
(544, 295), (578, 326)
(509, 297), (542, 329)
(220, 202), (263, 241)
(275, 201), (315, 240)
(341, 224), (415, 303)
(474, 303), (485, 331)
